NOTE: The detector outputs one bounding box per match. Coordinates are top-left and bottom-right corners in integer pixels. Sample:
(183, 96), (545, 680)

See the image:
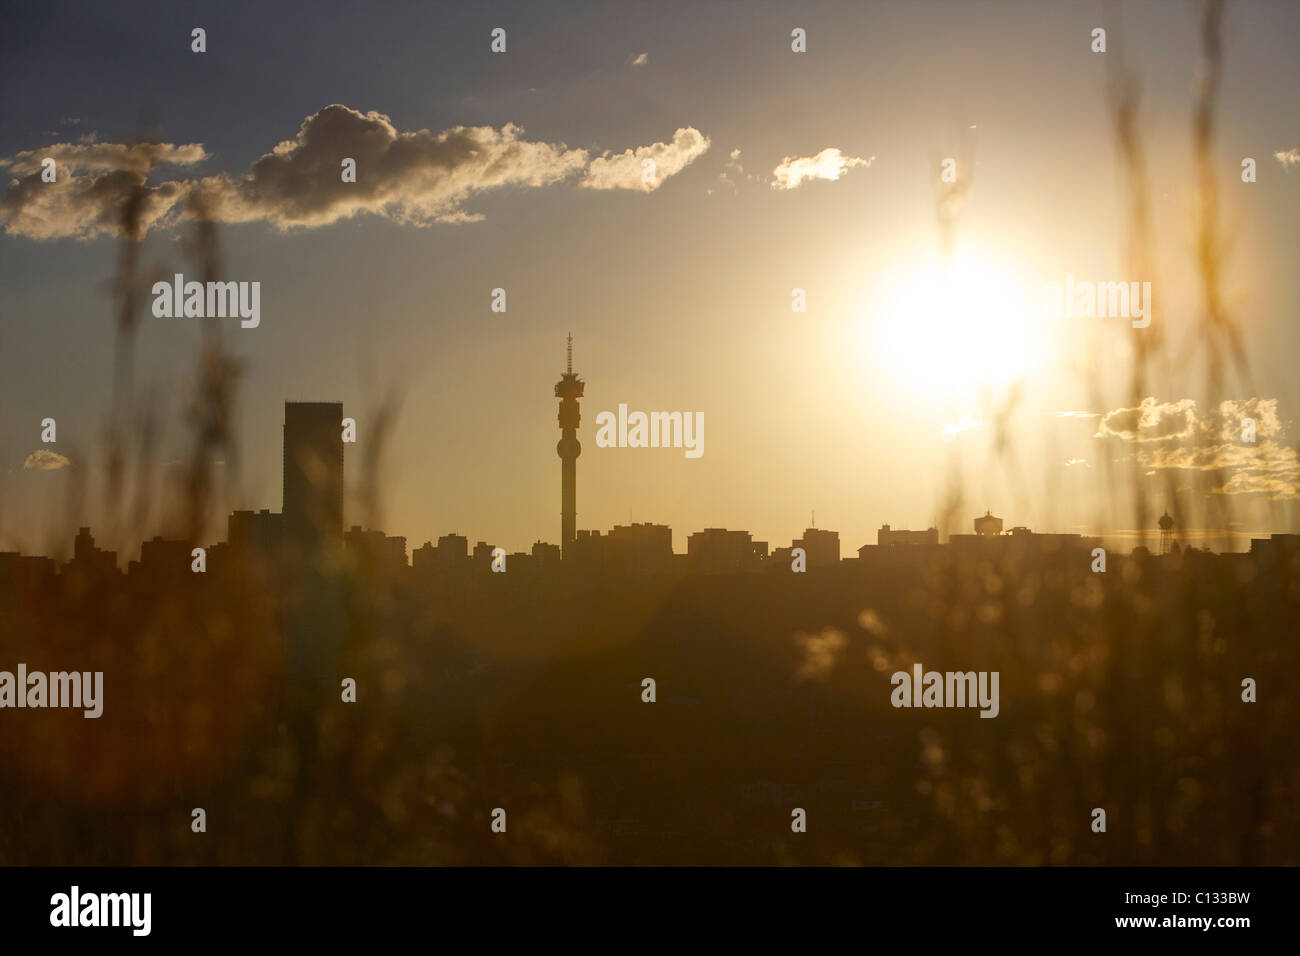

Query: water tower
(1158, 511), (1174, 554)
(974, 510), (1004, 536)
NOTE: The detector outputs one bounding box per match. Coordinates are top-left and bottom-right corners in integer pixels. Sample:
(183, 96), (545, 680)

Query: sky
(2, 0), (1298, 559)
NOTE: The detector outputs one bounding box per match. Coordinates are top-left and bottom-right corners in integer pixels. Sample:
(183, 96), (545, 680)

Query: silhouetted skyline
(3, 368), (1295, 574)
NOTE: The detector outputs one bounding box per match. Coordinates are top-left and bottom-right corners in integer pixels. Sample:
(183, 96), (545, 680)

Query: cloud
(200, 106), (593, 228)
(23, 449), (70, 471)
(1095, 397), (1198, 442)
(709, 147), (755, 195)
(1215, 470), (1298, 497)
(1274, 148), (1300, 168)
(3, 140), (207, 177)
(581, 126), (710, 192)
(0, 106), (710, 237)
(940, 414), (986, 443)
(630, 52), (648, 66)
(770, 147), (872, 190)
(1096, 397), (1297, 498)
(0, 141), (207, 239)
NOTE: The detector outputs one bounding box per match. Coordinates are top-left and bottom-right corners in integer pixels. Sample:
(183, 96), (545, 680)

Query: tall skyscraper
(283, 401), (344, 556)
(554, 335), (584, 558)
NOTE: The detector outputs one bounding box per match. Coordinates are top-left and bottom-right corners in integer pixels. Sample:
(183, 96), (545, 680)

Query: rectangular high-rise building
(283, 402), (344, 555)
(794, 527), (840, 567)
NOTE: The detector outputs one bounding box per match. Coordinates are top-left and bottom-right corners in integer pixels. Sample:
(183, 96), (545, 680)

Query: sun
(866, 251), (1049, 399)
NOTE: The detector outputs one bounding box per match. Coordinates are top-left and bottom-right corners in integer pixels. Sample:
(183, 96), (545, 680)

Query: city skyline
(4, 359), (1292, 573)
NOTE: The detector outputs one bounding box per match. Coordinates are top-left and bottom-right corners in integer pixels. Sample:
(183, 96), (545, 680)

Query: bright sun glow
(869, 252), (1049, 398)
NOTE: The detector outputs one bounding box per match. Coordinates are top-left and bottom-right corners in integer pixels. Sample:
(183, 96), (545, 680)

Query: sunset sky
(2, 0), (1298, 558)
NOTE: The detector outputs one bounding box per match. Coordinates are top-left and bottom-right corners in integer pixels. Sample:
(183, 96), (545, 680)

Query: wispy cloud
(770, 147), (872, 190)
(941, 414), (986, 443)
(709, 147), (755, 195)
(1274, 148), (1300, 168)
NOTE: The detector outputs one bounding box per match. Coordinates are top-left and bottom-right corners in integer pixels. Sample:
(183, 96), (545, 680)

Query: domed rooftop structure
(974, 510), (1004, 536)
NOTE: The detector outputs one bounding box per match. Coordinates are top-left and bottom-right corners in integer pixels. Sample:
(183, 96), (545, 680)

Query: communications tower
(555, 334), (584, 558)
